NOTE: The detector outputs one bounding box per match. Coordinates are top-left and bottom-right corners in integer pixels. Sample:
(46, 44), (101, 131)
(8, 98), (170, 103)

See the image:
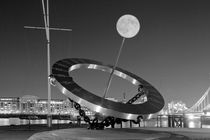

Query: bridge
(156, 87), (210, 128)
(186, 86), (210, 113)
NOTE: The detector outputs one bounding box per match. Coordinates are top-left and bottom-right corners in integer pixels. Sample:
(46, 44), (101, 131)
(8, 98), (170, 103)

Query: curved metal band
(52, 58), (164, 120)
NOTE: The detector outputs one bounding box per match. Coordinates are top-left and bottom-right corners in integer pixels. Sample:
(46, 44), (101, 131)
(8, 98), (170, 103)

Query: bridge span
(187, 86), (210, 113)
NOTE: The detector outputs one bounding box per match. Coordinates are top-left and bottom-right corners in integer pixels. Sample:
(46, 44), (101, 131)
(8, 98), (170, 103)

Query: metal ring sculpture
(51, 58), (164, 121)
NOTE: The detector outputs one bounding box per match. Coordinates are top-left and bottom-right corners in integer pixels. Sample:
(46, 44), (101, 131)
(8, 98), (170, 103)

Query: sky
(0, 0), (210, 108)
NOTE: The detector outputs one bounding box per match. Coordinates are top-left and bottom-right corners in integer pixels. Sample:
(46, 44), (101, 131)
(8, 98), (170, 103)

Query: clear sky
(0, 0), (210, 108)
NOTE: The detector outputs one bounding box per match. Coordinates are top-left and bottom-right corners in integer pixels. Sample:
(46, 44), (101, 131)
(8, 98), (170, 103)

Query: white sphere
(116, 14), (140, 38)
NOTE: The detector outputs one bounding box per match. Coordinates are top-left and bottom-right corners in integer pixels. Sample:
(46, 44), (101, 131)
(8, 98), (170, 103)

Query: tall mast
(24, 0), (72, 128)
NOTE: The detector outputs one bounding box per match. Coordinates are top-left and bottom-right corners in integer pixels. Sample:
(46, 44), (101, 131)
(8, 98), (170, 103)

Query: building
(36, 99), (74, 114)
(20, 95), (38, 114)
(0, 97), (20, 113)
(0, 95), (95, 119)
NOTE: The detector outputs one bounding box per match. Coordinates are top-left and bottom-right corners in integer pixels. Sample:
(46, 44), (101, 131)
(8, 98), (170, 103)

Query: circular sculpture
(116, 14), (140, 38)
(51, 58), (164, 120)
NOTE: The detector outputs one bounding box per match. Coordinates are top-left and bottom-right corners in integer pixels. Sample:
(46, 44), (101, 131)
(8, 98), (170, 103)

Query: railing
(0, 113), (72, 120)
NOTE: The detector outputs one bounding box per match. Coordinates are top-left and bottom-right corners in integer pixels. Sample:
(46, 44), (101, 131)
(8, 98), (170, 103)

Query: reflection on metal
(49, 75), (57, 86)
(52, 58), (164, 121)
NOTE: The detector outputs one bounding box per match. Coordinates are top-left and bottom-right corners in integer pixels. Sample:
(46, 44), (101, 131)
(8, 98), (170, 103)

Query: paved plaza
(27, 127), (210, 140)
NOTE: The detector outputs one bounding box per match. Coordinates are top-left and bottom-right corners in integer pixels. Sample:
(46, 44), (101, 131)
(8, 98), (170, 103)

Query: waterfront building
(0, 97), (20, 113)
(81, 106), (95, 117)
(20, 95), (38, 114)
(62, 99), (74, 115)
(36, 99), (48, 114)
(0, 95), (94, 118)
(36, 99), (74, 114)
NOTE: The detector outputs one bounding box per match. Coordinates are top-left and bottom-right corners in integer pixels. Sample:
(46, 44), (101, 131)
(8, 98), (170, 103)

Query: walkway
(28, 127), (194, 140)
(138, 127), (210, 139)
